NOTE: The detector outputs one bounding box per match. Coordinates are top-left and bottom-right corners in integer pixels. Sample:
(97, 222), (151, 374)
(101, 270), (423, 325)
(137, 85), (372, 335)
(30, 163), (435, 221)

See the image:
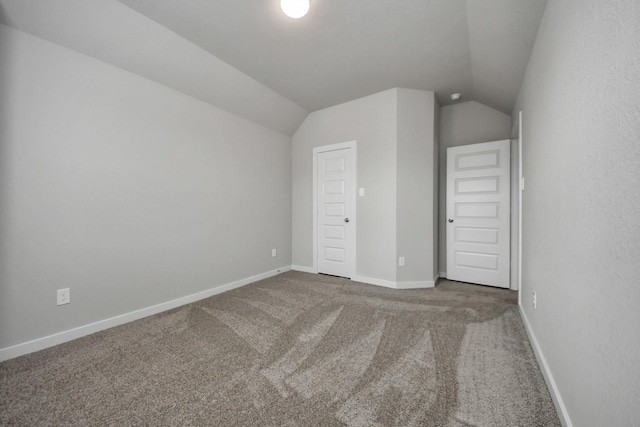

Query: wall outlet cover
(57, 288), (70, 305)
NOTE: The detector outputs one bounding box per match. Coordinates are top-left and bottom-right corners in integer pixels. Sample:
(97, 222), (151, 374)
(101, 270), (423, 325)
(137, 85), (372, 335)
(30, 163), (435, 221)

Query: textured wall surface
(292, 90), (398, 282)
(396, 89), (437, 283)
(438, 101), (511, 275)
(514, 0), (640, 425)
(292, 88), (437, 285)
(0, 25), (292, 349)
(0, 0), (307, 135)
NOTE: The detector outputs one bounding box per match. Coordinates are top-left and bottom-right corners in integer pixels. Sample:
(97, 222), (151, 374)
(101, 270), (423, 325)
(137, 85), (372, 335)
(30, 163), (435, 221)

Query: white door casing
(446, 140), (510, 288)
(313, 142), (356, 278)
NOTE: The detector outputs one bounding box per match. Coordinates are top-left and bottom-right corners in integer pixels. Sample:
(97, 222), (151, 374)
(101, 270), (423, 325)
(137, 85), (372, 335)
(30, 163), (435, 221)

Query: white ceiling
(115, 0), (547, 113)
(0, 0), (547, 134)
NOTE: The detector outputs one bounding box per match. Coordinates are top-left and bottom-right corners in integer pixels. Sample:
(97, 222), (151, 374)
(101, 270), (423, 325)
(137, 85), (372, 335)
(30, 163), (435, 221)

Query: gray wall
(0, 0), (308, 136)
(0, 25), (292, 349)
(292, 89), (398, 283)
(438, 101), (511, 276)
(513, 0), (640, 425)
(292, 88), (437, 285)
(396, 89), (438, 283)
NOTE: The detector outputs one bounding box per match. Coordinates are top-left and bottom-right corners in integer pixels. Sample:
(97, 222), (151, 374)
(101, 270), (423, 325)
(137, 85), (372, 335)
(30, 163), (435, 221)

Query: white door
(315, 144), (356, 278)
(446, 140), (510, 288)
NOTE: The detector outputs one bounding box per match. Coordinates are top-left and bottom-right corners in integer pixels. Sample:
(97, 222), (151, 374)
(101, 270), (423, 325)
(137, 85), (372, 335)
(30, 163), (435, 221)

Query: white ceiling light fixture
(450, 93), (462, 101)
(281, 0), (310, 19)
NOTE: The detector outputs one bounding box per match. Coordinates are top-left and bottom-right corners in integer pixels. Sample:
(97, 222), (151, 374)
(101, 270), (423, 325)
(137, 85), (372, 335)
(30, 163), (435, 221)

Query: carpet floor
(0, 271), (560, 426)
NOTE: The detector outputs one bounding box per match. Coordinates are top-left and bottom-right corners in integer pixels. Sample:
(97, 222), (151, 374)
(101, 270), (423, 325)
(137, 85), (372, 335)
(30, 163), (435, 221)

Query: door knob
(344, 218), (350, 223)
(448, 218), (454, 223)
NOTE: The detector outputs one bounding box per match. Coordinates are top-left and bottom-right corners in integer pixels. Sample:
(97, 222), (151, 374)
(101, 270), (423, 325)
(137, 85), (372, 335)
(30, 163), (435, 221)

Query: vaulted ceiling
(0, 0), (548, 134)
(115, 0), (547, 113)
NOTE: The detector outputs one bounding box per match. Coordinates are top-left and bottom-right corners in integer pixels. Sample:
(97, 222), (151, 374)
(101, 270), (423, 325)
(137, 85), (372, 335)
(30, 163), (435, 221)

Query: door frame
(312, 141), (357, 277)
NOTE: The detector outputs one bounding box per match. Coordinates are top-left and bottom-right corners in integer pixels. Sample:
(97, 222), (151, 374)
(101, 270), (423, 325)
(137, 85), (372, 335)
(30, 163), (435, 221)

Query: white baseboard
(291, 265), (316, 274)
(352, 275), (397, 289)
(0, 266), (292, 363)
(396, 280), (435, 289)
(439, 271), (447, 279)
(519, 306), (572, 427)
(289, 266), (436, 290)
(352, 275), (434, 290)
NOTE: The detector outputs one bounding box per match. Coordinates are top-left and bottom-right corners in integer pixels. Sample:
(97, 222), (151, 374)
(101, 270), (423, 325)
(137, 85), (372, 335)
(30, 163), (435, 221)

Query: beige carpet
(0, 271), (560, 426)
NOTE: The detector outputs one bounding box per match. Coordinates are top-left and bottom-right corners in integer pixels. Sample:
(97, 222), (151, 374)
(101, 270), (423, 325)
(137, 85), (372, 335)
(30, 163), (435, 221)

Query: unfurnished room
(0, 0), (639, 426)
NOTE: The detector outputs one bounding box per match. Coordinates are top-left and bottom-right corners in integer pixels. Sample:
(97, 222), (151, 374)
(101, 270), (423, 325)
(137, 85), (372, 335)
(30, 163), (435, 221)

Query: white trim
(439, 271), (447, 279)
(396, 280), (435, 289)
(352, 275), (397, 289)
(291, 264), (315, 274)
(0, 266), (291, 362)
(352, 275), (436, 290)
(294, 268), (436, 290)
(312, 140), (357, 278)
(519, 306), (572, 427)
(312, 149), (318, 273)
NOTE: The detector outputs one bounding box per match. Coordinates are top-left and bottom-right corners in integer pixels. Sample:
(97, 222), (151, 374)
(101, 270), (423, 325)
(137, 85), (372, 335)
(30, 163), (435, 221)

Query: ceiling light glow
(281, 0), (310, 19)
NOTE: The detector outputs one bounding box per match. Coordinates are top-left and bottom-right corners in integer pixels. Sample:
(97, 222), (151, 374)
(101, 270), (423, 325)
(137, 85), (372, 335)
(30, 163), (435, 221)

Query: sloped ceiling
(115, 0), (547, 113)
(0, 0), (547, 134)
(0, 0), (308, 135)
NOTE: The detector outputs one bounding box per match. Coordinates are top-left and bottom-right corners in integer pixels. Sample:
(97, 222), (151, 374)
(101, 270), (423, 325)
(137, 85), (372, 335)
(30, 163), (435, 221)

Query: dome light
(281, 0), (310, 19)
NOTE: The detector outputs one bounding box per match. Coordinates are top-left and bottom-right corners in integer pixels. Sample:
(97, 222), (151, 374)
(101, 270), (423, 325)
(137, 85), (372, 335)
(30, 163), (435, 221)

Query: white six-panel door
(446, 140), (510, 288)
(315, 144), (355, 278)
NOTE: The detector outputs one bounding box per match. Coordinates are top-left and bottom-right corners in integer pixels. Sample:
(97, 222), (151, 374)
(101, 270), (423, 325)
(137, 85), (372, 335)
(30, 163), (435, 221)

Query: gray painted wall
(438, 101), (511, 276)
(292, 88), (437, 285)
(0, 25), (292, 349)
(396, 89), (438, 283)
(0, 0), (307, 136)
(513, 0), (640, 425)
(292, 89), (398, 282)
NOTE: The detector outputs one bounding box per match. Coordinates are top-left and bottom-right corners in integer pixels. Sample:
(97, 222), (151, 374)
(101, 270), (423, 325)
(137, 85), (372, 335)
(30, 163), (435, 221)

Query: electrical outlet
(399, 257), (405, 267)
(532, 291), (537, 310)
(57, 288), (70, 306)
(272, 248), (277, 257)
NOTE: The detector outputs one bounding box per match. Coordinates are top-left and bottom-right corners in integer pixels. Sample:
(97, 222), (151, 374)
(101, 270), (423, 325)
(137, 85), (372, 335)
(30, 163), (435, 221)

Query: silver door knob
(344, 218), (350, 223)
(448, 218), (454, 223)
